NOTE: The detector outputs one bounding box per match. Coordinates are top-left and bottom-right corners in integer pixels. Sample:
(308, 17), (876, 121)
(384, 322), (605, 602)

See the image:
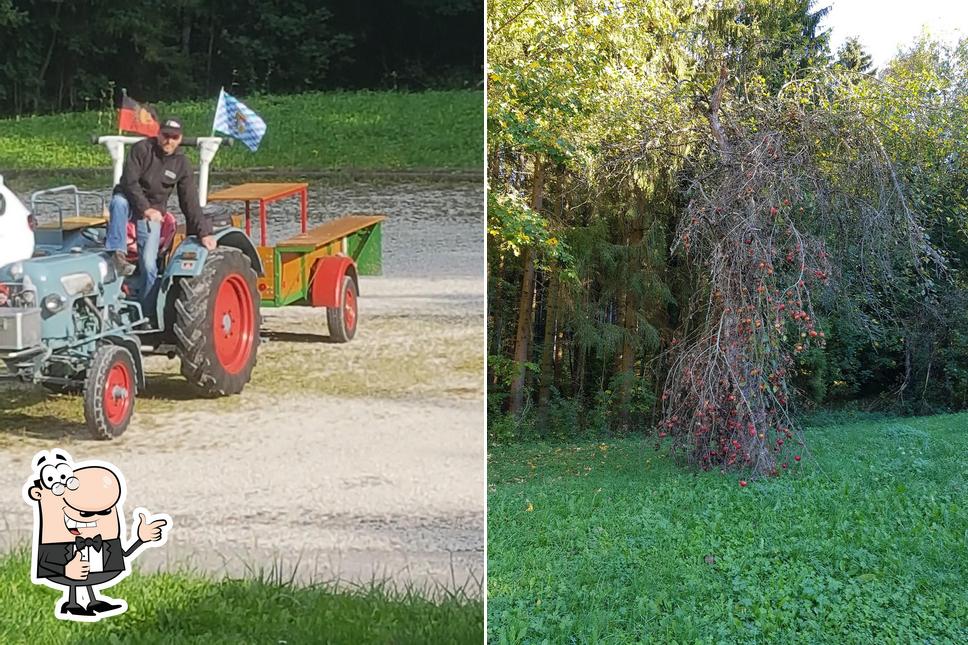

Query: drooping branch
(661, 82), (943, 477)
(708, 63), (731, 159)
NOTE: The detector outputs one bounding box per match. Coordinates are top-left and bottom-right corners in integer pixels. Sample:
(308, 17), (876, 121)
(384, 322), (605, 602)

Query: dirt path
(0, 272), (485, 593)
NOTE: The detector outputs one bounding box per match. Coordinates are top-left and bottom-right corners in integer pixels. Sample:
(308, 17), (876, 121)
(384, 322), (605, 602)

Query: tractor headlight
(60, 272), (95, 296)
(98, 258), (109, 282)
(43, 293), (66, 314)
(8, 262), (24, 281)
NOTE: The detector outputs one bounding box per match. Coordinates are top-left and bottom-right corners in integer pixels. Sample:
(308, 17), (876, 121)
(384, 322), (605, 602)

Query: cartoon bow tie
(74, 535), (103, 552)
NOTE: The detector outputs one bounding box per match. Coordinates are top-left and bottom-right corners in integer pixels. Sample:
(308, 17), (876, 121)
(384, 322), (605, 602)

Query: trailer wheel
(84, 345), (136, 440)
(174, 247), (260, 396)
(327, 275), (358, 343)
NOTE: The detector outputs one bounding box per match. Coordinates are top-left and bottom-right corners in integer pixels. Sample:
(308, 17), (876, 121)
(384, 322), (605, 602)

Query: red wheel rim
(343, 284), (357, 332)
(213, 274), (255, 374)
(103, 360), (132, 426)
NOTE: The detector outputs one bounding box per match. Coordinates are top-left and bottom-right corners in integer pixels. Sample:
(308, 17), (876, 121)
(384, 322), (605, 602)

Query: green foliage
(0, 90), (483, 171)
(795, 345), (828, 403)
(488, 413), (968, 642)
(763, 1), (831, 77)
(488, 0), (968, 442)
(836, 37), (874, 73)
(0, 1), (482, 116)
(487, 189), (575, 271)
(0, 549), (483, 643)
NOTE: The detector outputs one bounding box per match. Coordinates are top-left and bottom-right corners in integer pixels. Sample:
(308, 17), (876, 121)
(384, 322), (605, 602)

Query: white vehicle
(0, 175), (35, 267)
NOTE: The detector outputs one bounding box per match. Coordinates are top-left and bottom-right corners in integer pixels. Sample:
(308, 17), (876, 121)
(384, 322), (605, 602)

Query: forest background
(487, 0), (968, 453)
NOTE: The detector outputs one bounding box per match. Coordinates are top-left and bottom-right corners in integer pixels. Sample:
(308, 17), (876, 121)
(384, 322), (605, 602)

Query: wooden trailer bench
(276, 214), (385, 271)
(206, 182), (386, 306)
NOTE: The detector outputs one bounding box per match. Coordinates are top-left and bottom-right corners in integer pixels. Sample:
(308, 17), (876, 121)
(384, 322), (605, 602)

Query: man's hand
(64, 550), (89, 581)
(144, 208), (163, 222)
(137, 512), (168, 543)
(200, 235), (217, 251)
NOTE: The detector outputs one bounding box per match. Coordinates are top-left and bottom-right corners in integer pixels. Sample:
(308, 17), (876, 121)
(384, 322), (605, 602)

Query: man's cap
(160, 117), (183, 135)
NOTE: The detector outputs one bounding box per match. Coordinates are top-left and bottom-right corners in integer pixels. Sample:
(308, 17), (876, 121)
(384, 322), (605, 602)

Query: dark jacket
(36, 538), (143, 579)
(113, 138), (212, 237)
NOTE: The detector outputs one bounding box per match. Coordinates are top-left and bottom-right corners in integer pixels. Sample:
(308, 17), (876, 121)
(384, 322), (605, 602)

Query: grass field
(0, 90), (483, 171)
(488, 413), (968, 643)
(0, 548), (482, 643)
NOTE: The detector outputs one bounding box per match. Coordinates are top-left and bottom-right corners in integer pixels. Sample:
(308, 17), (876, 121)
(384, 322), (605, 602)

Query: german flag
(118, 95), (159, 136)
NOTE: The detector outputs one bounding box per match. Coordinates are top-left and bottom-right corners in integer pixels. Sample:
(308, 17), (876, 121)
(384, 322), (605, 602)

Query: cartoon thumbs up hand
(137, 511), (169, 543)
(65, 550), (90, 580)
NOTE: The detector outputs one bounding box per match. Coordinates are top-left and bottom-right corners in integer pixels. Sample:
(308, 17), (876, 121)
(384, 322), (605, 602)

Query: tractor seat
(125, 211), (178, 262)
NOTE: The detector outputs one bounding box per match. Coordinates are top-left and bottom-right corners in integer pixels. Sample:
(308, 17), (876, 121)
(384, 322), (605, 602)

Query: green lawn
(0, 548), (482, 643)
(0, 90), (483, 171)
(488, 414), (968, 643)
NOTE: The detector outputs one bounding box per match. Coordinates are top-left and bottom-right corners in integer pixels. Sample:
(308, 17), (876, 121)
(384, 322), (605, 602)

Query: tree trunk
(206, 16), (216, 93)
(488, 251), (505, 389)
(575, 285), (588, 401)
(57, 65), (64, 111)
(182, 17), (192, 55)
(35, 1), (64, 112)
(554, 327), (565, 395)
(537, 269), (560, 412)
(618, 215), (643, 429)
(509, 158), (544, 415)
(537, 178), (564, 418)
(613, 216), (631, 431)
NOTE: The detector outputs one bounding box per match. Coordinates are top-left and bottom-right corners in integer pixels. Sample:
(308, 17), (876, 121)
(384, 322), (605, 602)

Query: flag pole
(211, 87), (223, 138)
(118, 87), (126, 135)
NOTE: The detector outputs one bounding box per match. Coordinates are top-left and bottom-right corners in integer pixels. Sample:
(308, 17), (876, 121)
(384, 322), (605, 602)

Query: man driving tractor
(105, 117), (217, 310)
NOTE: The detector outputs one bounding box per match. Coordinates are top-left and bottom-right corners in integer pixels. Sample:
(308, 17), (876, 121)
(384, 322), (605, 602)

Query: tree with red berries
(660, 66), (946, 476)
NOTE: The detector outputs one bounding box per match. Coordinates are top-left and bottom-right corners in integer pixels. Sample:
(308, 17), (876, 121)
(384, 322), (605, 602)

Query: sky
(821, 0), (968, 69)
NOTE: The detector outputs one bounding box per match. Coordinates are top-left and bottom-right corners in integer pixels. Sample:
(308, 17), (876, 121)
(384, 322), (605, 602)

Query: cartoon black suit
(23, 450), (170, 621)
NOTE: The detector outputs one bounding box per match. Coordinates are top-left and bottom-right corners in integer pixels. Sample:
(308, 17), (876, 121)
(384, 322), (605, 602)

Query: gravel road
(0, 179), (485, 594)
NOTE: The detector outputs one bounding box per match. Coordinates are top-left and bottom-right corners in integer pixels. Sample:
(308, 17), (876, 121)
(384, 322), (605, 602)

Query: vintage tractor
(0, 137), (262, 438)
(1, 134), (384, 439)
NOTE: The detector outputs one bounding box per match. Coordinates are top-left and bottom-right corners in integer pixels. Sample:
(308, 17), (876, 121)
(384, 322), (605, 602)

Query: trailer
(202, 182), (385, 342)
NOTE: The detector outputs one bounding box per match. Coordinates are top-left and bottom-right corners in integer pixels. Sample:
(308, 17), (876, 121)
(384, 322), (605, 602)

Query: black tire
(83, 345), (136, 440)
(327, 275), (358, 343)
(173, 247), (261, 396)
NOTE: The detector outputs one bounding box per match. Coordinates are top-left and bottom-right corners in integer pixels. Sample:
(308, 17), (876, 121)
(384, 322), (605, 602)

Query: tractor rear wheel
(84, 345), (136, 439)
(326, 275), (358, 343)
(174, 247), (260, 396)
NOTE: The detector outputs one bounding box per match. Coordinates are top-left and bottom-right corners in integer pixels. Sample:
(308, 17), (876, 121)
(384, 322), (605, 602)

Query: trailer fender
(309, 256), (359, 308)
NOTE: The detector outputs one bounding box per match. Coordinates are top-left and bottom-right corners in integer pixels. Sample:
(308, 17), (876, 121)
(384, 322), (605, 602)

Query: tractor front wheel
(174, 247), (261, 396)
(83, 345), (136, 439)
(326, 275), (358, 343)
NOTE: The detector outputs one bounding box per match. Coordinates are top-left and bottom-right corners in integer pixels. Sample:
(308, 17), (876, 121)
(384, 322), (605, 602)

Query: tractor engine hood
(0, 252), (108, 299)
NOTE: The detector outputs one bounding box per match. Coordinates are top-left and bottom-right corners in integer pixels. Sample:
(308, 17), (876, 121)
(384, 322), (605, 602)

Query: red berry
(739, 480), (748, 487)
(794, 455), (801, 462)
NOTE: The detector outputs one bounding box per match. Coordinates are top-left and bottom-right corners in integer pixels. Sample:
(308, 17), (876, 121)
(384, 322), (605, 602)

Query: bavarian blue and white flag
(212, 88), (267, 151)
